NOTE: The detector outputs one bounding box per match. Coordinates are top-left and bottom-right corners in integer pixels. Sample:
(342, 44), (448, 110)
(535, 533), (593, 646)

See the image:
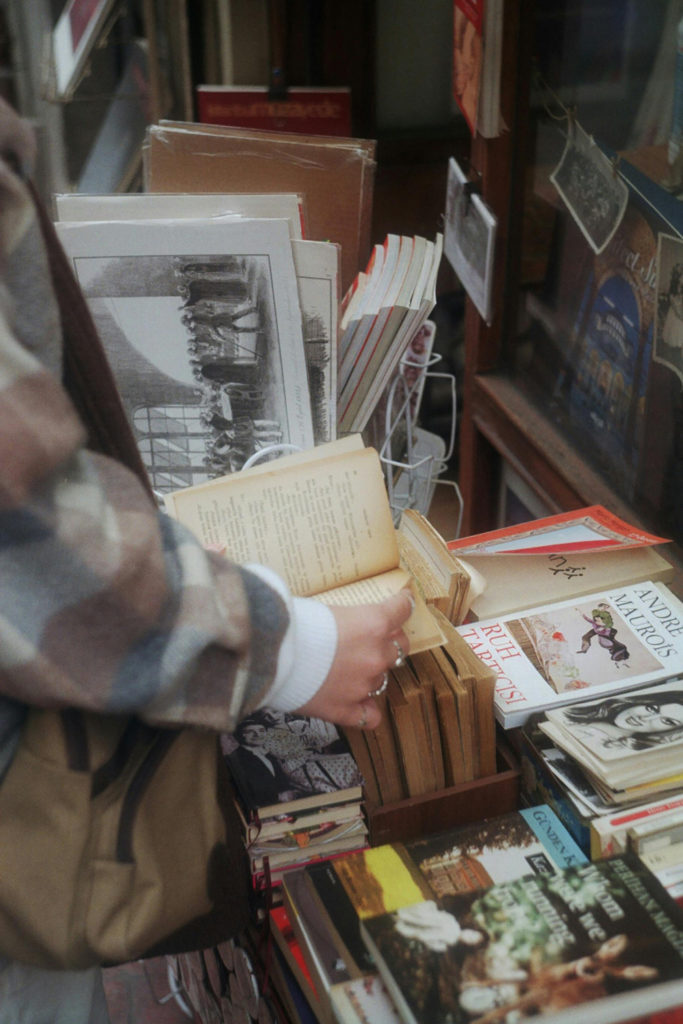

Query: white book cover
(53, 191), (305, 239)
(456, 581), (683, 729)
(540, 679), (683, 786)
(56, 216), (313, 494)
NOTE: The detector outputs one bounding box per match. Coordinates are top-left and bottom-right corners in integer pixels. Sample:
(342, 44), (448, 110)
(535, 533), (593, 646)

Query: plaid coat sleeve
(0, 108), (296, 733)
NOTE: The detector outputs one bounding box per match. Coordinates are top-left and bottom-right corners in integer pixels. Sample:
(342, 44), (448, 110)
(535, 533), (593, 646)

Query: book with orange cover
(143, 119), (375, 294)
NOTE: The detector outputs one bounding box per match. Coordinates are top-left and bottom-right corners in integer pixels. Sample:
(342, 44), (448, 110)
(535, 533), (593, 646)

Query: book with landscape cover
(54, 191), (339, 445)
(456, 581), (683, 729)
(361, 854), (683, 1024)
(165, 436), (446, 655)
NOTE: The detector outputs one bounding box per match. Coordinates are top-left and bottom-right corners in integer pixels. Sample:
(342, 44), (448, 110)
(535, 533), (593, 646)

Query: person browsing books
(0, 97), (411, 1023)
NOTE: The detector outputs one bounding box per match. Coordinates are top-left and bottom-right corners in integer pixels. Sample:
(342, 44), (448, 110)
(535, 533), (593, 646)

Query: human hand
(295, 589), (413, 730)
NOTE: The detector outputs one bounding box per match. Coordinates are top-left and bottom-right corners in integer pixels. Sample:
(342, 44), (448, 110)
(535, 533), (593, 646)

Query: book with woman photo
(221, 709), (363, 820)
(538, 679), (683, 798)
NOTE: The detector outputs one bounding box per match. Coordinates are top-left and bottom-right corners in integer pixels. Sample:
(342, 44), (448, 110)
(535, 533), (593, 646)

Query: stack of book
(449, 508), (683, 915)
(221, 709), (367, 892)
(343, 612), (498, 808)
(337, 232), (444, 435)
(272, 804), (589, 1024)
(520, 682), (683, 907)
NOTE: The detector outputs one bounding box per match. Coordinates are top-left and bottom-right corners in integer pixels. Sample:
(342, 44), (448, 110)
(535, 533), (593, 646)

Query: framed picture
(52, 0), (118, 100)
(444, 156), (497, 323)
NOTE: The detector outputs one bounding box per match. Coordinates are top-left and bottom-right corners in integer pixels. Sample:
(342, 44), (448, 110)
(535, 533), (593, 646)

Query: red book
(197, 85), (352, 137)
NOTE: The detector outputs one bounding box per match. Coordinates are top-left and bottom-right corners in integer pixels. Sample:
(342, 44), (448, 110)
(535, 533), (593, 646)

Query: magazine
(55, 215), (313, 494)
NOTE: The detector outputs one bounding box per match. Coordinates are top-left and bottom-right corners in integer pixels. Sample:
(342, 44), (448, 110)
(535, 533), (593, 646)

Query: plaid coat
(0, 100), (335, 781)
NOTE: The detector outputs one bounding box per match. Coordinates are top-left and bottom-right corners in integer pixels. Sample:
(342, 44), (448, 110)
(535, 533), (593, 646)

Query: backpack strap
(28, 181), (154, 501)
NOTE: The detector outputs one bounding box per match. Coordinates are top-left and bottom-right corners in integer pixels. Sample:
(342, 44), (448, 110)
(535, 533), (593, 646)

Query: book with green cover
(361, 854), (683, 1024)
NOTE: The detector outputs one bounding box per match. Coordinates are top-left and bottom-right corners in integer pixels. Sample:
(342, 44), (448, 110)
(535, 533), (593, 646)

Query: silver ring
(368, 671), (389, 699)
(392, 639), (405, 668)
(358, 707), (368, 729)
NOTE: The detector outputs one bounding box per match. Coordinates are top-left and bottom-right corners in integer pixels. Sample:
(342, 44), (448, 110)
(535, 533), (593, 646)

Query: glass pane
(508, 0), (683, 548)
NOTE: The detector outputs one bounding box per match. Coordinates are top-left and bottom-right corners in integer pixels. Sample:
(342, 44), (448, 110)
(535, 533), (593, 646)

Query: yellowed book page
(317, 567), (445, 653)
(167, 447), (398, 596)
(165, 437), (365, 507)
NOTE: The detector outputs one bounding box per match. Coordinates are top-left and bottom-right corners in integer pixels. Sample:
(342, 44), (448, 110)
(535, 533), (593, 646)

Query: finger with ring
(392, 639), (405, 668)
(368, 671), (389, 699)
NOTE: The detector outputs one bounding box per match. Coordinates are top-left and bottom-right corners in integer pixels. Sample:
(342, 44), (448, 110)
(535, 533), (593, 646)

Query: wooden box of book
(365, 734), (520, 846)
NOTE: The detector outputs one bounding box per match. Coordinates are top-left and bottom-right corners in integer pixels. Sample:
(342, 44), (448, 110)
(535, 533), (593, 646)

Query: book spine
(520, 804), (588, 868)
(517, 736), (592, 858)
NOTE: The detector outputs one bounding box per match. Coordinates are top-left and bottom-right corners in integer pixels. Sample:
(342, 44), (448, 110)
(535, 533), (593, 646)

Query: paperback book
(447, 505), (674, 622)
(456, 581), (683, 728)
(539, 678), (683, 794)
(361, 854), (683, 1024)
(221, 709), (363, 822)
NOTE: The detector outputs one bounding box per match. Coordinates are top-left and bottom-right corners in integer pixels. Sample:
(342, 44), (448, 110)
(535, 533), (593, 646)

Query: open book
(164, 437), (445, 654)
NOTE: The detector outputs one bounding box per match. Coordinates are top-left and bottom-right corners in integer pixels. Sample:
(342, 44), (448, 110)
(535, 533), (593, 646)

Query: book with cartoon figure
(455, 580), (683, 728)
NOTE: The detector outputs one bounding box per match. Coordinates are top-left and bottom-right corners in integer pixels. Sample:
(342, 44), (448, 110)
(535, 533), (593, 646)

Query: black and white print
(56, 216), (314, 495)
(550, 119), (628, 254)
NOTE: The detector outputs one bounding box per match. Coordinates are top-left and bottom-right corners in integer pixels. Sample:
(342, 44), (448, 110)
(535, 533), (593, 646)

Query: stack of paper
(337, 232), (443, 435)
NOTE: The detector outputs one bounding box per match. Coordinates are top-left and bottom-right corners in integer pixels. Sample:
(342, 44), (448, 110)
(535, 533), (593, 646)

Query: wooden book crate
(365, 733), (520, 846)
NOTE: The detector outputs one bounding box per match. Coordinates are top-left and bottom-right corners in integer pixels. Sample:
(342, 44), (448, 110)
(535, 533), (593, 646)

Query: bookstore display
(458, 0), (683, 575)
(47, 165), (683, 1022)
(31, 3), (683, 1018)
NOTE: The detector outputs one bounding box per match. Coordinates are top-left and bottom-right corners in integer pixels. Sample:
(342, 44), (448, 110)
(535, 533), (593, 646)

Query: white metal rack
(377, 351), (462, 536)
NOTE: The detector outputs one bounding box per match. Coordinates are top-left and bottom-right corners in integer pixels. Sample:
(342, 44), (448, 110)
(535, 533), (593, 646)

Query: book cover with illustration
(301, 807), (586, 985)
(456, 581), (683, 728)
(361, 855), (683, 1024)
(539, 678), (683, 791)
